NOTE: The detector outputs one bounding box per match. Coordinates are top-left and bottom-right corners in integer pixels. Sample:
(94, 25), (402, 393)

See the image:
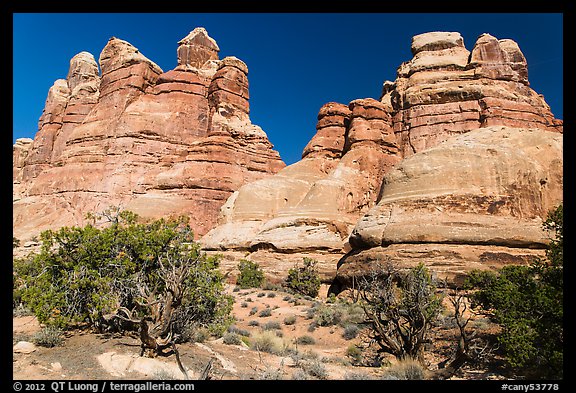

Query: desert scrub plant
(250, 331), (291, 355)
(183, 325), (211, 343)
(381, 358), (426, 380)
(259, 366), (284, 380)
(227, 325), (250, 337)
(249, 307), (258, 316)
(262, 321), (282, 331)
(356, 261), (442, 363)
(13, 209), (234, 338)
(285, 257), (321, 298)
(32, 326), (64, 348)
(465, 204), (563, 379)
(236, 259), (264, 289)
(313, 304), (343, 327)
(222, 332), (243, 345)
(300, 359), (328, 379)
(295, 335), (316, 345)
(342, 324), (360, 340)
(258, 308), (272, 317)
(283, 315), (297, 325)
(346, 344), (363, 364)
(248, 320), (260, 327)
(344, 371), (374, 380)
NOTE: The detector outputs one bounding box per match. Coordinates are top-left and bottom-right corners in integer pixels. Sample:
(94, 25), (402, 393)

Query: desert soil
(13, 284), (508, 381)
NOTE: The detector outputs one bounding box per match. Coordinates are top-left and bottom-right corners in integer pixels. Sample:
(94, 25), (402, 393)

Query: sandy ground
(13, 285), (508, 380)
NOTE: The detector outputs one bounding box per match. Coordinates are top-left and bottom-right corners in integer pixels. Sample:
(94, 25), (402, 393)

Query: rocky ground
(13, 284), (510, 381)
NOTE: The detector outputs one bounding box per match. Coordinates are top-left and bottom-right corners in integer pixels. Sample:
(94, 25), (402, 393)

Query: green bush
(465, 205), (563, 379)
(236, 259), (265, 289)
(285, 258), (321, 298)
(313, 305), (343, 327)
(295, 335), (316, 345)
(32, 326), (64, 348)
(222, 332), (243, 345)
(13, 209), (233, 338)
(342, 324), (360, 340)
(357, 262), (442, 362)
(381, 358), (425, 380)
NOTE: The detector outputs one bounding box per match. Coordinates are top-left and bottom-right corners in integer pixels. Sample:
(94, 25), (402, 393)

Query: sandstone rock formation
(334, 126), (563, 289)
(387, 32), (562, 157)
(13, 27), (285, 241)
(202, 98), (402, 280)
(202, 31), (562, 284)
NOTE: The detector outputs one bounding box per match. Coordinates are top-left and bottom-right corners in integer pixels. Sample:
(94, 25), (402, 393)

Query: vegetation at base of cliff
(236, 259), (265, 289)
(285, 257), (321, 298)
(13, 208), (233, 338)
(356, 262), (443, 363)
(465, 204), (563, 379)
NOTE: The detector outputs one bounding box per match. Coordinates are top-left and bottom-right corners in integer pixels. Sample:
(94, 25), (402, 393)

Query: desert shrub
(342, 324), (360, 340)
(313, 304), (342, 327)
(227, 325), (250, 337)
(266, 292), (276, 298)
(258, 308), (272, 318)
(32, 326), (64, 348)
(250, 331), (290, 355)
(381, 358), (426, 380)
(295, 335), (316, 345)
(236, 259), (264, 289)
(13, 209), (233, 337)
(285, 258), (321, 298)
(307, 322), (318, 332)
(257, 292), (265, 298)
(344, 371), (374, 380)
(283, 315), (297, 325)
(346, 344), (362, 363)
(282, 295), (292, 302)
(248, 320), (260, 327)
(300, 359), (328, 379)
(292, 369), (309, 380)
(222, 332), (243, 345)
(249, 307), (258, 316)
(183, 325), (210, 343)
(465, 205), (563, 379)
(259, 367), (284, 380)
(357, 261), (442, 362)
(240, 302), (248, 308)
(13, 237), (20, 248)
(262, 321), (282, 331)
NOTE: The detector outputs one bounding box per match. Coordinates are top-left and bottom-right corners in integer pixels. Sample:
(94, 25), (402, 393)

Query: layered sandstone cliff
(13, 28), (285, 240)
(201, 31), (562, 283)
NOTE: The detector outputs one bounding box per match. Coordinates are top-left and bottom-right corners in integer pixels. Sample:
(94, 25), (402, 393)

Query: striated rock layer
(333, 126), (563, 290)
(13, 28), (285, 240)
(201, 31), (562, 284)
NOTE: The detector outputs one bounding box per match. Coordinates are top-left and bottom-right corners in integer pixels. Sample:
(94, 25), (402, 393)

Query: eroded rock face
(202, 31), (562, 284)
(387, 32), (561, 158)
(202, 98), (402, 280)
(13, 29), (285, 241)
(334, 126), (562, 288)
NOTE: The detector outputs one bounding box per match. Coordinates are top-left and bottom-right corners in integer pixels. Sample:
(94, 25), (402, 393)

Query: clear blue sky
(13, 13), (563, 165)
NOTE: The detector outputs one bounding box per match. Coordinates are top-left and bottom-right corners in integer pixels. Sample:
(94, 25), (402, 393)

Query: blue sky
(13, 13), (563, 165)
